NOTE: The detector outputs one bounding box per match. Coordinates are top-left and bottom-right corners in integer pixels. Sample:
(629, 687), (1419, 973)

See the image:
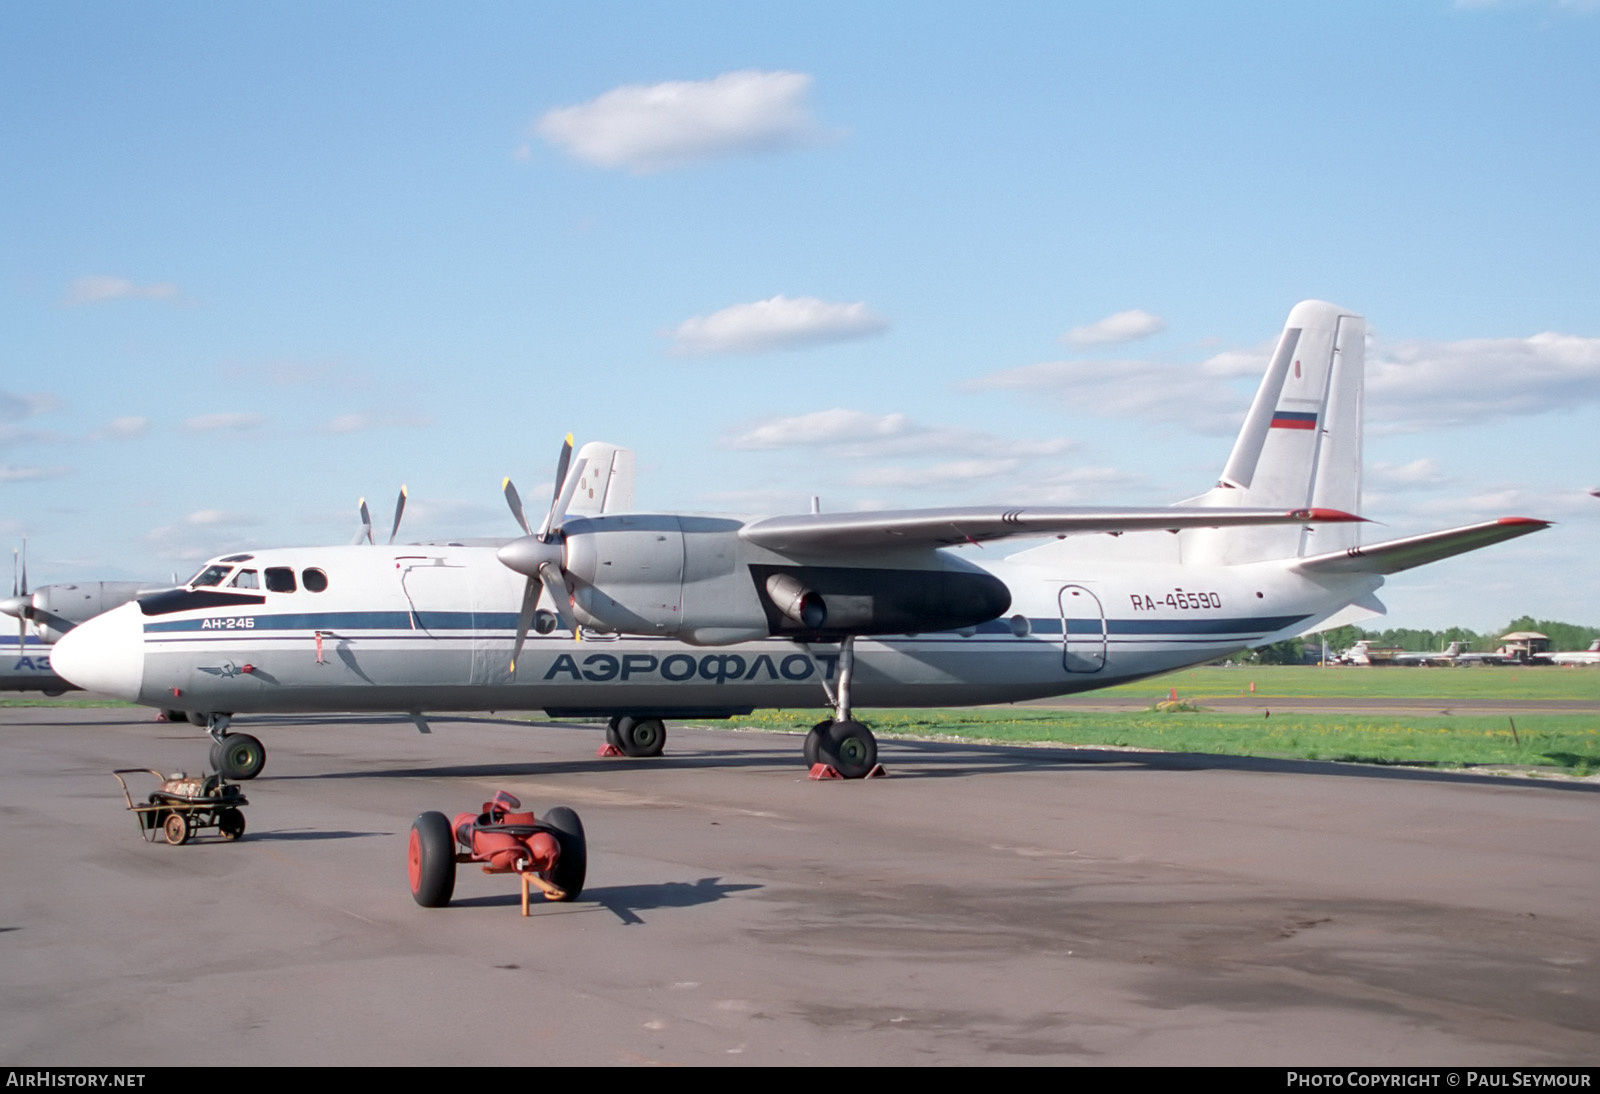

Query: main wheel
(616, 716), (666, 757)
(208, 739), (223, 772)
(540, 806), (587, 902)
(819, 719), (877, 779)
(163, 812), (190, 846)
(186, 710), (208, 727)
(804, 720), (831, 767)
(164, 709), (186, 723)
(408, 811), (456, 907)
(218, 808), (246, 840)
(216, 733), (266, 781)
(605, 715), (624, 749)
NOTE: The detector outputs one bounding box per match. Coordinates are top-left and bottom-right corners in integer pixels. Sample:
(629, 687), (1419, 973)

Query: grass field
(1089, 664), (1600, 702)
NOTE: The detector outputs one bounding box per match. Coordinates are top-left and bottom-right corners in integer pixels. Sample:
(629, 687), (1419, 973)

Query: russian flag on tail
(1269, 410), (1318, 430)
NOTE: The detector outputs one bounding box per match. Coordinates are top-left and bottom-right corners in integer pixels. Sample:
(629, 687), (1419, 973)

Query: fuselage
(53, 542), (1379, 716)
(1, 636), (72, 693)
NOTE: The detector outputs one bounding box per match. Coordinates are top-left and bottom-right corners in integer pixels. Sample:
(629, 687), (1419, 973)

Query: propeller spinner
(501, 435), (587, 671)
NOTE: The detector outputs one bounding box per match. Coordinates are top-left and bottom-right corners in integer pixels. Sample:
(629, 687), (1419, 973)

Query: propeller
(351, 487), (408, 546)
(502, 435), (587, 672)
(3, 540), (31, 648)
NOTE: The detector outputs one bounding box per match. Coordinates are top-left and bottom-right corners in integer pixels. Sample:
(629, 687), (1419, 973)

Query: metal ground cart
(112, 769), (249, 845)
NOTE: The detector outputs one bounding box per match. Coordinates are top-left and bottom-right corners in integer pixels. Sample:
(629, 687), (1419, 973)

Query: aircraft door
(1058, 584), (1106, 673)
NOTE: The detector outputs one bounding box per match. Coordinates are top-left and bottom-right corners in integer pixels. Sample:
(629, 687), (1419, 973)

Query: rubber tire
(165, 709), (187, 724)
(216, 733), (266, 781)
(616, 716), (666, 757)
(218, 808), (246, 841)
(819, 719), (877, 779)
(208, 739), (223, 773)
(408, 811), (456, 907)
(186, 711), (208, 727)
(540, 806), (587, 902)
(605, 715), (623, 749)
(804, 720), (831, 767)
(163, 812), (190, 846)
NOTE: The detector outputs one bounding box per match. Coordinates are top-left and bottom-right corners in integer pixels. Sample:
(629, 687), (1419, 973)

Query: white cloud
(99, 416), (149, 439)
(721, 407), (1076, 460)
(1367, 332), (1600, 430)
(322, 412), (434, 434)
(846, 459), (1022, 490)
(533, 70), (829, 173)
(63, 276), (183, 307)
(1368, 458), (1450, 491)
(185, 509), (258, 526)
(970, 357), (1247, 434)
(0, 465), (69, 482)
(667, 295), (889, 356)
(1063, 309), (1166, 347)
(184, 413), (263, 432)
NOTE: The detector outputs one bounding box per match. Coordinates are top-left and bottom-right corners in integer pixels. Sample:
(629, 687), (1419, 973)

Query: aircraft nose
(51, 601), (145, 701)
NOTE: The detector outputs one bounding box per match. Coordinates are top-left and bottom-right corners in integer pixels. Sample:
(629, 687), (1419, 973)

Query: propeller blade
(509, 577), (540, 674)
(535, 435), (575, 540)
(538, 562), (580, 638)
(503, 478), (531, 536)
(544, 457), (588, 541)
(353, 498), (373, 546)
(19, 538), (26, 596)
(388, 486), (408, 545)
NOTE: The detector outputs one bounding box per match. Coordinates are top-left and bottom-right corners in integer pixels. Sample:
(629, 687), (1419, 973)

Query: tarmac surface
(2, 703), (1597, 1066)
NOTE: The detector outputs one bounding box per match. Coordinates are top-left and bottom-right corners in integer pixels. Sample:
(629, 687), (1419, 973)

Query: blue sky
(3, 1), (1597, 633)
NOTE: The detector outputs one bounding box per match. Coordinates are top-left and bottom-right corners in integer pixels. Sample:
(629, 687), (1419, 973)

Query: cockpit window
(264, 567), (297, 593)
(229, 569), (259, 589)
(302, 568), (329, 593)
(189, 565), (232, 588)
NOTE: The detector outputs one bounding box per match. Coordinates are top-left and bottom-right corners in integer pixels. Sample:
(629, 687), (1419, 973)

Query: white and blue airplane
(52, 301), (1548, 779)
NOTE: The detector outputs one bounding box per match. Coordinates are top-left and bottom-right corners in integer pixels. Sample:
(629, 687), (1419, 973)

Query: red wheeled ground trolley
(408, 790), (586, 915)
(112, 769), (248, 845)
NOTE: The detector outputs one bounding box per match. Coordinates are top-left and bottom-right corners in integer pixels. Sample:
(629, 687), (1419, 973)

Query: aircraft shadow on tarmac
(449, 876), (761, 925)
(262, 729), (1600, 796)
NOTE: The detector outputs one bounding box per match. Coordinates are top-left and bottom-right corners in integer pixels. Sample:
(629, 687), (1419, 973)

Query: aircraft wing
(738, 506), (1362, 553)
(1293, 517), (1549, 576)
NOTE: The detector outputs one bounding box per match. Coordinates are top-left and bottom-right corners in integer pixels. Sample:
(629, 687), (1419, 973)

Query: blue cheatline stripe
(143, 610), (1306, 640)
(145, 610), (523, 633)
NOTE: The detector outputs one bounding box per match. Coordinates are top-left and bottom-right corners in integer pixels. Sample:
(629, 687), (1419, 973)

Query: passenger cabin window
(264, 567), (297, 593)
(229, 569), (259, 589)
(189, 565), (232, 588)
(302, 568), (329, 593)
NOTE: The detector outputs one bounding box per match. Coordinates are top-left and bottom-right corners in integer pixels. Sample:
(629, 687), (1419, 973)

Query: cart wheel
(163, 812), (190, 846)
(540, 806), (587, 902)
(408, 811), (456, 907)
(216, 733), (266, 781)
(218, 808), (246, 841)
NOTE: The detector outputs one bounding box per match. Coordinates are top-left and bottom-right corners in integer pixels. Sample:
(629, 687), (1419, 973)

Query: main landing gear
(605, 715), (667, 757)
(805, 636), (881, 780)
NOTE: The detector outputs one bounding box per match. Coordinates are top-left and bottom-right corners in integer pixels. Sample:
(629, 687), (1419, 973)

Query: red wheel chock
(596, 743), (625, 757)
(808, 763), (887, 780)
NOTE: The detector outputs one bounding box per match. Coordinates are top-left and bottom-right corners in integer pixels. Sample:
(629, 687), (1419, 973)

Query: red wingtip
(1291, 508), (1368, 523)
(1496, 516), (1552, 527)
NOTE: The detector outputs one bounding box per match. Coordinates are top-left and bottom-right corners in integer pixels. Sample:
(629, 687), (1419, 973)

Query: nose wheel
(204, 715), (265, 781)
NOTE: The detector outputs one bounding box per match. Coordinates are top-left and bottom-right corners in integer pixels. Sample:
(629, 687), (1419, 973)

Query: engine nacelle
(23, 582), (153, 644)
(551, 513), (1011, 645)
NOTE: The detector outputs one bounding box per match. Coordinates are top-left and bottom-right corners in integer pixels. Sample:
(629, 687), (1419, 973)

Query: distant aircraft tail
(1181, 300), (1366, 565)
(566, 442), (637, 515)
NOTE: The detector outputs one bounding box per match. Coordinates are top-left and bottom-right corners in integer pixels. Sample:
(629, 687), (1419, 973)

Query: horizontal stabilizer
(740, 506), (1363, 554)
(1293, 517), (1549, 576)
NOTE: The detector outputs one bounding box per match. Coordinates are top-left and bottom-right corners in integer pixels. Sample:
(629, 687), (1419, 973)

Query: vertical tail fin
(566, 442), (637, 515)
(1183, 300), (1365, 564)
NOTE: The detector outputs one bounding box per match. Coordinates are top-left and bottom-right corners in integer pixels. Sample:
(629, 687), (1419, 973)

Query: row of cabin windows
(189, 565), (329, 594)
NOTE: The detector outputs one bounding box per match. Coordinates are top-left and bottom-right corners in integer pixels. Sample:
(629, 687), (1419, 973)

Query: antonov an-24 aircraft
(53, 301), (1548, 780)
